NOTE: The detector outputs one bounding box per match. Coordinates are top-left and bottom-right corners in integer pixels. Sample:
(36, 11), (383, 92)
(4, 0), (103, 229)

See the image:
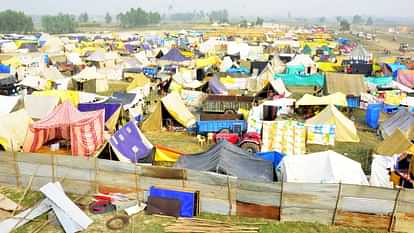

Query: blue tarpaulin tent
(275, 73), (325, 87)
(160, 48), (191, 62)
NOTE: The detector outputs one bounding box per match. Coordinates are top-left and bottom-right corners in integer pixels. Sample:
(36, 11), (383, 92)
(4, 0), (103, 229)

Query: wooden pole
(279, 175), (284, 221)
(94, 157), (99, 193)
(51, 153), (56, 183)
(388, 189), (401, 232)
(331, 182), (342, 225)
(226, 176), (233, 220)
(11, 140), (20, 188)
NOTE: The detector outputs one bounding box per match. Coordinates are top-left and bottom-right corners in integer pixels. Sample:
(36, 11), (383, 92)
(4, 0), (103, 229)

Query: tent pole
(331, 182), (342, 225)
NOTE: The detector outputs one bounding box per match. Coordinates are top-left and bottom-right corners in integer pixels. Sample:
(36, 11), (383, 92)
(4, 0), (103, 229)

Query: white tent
(0, 95), (20, 116)
(281, 150), (369, 185)
(370, 154), (398, 188)
(287, 54), (316, 67)
(0, 110), (32, 151)
(24, 95), (60, 119)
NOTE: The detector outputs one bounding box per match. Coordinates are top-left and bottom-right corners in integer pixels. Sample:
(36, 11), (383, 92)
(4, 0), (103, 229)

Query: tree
(42, 14), (78, 33)
(319, 17), (326, 24)
(256, 17), (264, 26)
(340, 20), (351, 31)
(78, 12), (89, 23)
(352, 14), (363, 24)
(0, 10), (33, 33)
(366, 16), (374, 25)
(208, 10), (229, 23)
(336, 16), (342, 23)
(105, 12), (112, 24)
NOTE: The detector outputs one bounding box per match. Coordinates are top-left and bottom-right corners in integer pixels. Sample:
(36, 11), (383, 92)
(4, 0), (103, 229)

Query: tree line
(0, 10), (33, 33)
(117, 8), (161, 28)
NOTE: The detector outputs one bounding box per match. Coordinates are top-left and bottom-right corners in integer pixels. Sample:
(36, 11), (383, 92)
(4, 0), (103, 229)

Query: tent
(370, 154), (396, 188)
(275, 73), (325, 87)
(306, 105), (360, 142)
(325, 73), (367, 96)
(33, 90), (80, 106)
(141, 93), (196, 131)
(379, 109), (414, 138)
(23, 101), (105, 156)
(78, 102), (122, 132)
(281, 150), (368, 185)
(376, 129), (413, 156)
(0, 110), (32, 151)
(208, 76), (228, 95)
(397, 70), (414, 88)
(296, 93), (348, 107)
(175, 141), (274, 182)
(286, 54), (317, 74)
(24, 95), (60, 119)
(109, 121), (153, 163)
(154, 144), (182, 163)
(126, 73), (151, 92)
(0, 95), (20, 116)
(160, 48), (191, 62)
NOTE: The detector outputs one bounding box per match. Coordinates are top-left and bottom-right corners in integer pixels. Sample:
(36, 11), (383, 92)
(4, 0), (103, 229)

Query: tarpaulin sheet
(109, 121), (153, 163)
(208, 76), (228, 95)
(149, 186), (195, 217)
(175, 141), (274, 182)
(78, 103), (121, 122)
(364, 76), (393, 87)
(275, 73), (325, 87)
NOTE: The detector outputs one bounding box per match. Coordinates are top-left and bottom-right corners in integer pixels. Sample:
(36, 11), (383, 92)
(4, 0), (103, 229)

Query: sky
(1, 0), (413, 18)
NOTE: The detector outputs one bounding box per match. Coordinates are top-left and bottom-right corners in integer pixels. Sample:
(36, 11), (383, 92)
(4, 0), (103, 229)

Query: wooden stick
(12, 165), (39, 216)
(11, 140), (20, 188)
(227, 175), (232, 218)
(279, 175), (284, 221)
(331, 182), (342, 225)
(388, 189), (401, 232)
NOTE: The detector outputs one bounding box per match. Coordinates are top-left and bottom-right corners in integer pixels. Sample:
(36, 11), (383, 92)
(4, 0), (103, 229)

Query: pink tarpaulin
(397, 70), (414, 88)
(23, 101), (104, 156)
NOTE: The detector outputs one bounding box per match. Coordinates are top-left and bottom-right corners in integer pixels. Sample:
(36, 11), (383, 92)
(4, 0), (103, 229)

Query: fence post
(388, 189), (401, 232)
(279, 175), (284, 221)
(331, 182), (342, 225)
(11, 144), (20, 188)
(226, 175), (233, 217)
(51, 153), (56, 183)
(93, 157), (99, 193)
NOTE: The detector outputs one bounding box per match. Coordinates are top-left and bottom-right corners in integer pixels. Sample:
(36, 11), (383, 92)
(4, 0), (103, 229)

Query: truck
(195, 120), (247, 135)
(215, 132), (261, 154)
(202, 95), (255, 114)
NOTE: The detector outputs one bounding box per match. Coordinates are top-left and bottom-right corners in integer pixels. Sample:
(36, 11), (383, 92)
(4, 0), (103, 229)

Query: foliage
(78, 12), (89, 23)
(352, 14), (364, 24)
(366, 16), (374, 25)
(319, 17), (326, 23)
(256, 17), (264, 26)
(105, 12), (112, 24)
(168, 10), (206, 22)
(117, 8), (161, 28)
(336, 16), (342, 23)
(340, 20), (351, 31)
(0, 10), (34, 33)
(41, 14), (78, 34)
(208, 9), (229, 23)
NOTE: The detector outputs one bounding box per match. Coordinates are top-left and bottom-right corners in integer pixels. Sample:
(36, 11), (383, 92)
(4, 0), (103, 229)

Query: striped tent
(23, 101), (105, 156)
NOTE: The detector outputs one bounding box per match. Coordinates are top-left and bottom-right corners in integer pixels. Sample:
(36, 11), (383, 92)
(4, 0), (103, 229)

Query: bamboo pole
(331, 182), (342, 225)
(11, 140), (20, 188)
(388, 189), (401, 232)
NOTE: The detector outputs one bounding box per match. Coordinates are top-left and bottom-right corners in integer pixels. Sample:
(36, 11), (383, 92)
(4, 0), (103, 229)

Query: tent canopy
(296, 93), (347, 107)
(160, 48), (191, 62)
(0, 95), (20, 116)
(175, 141), (274, 182)
(281, 150), (368, 185)
(24, 95), (60, 119)
(0, 110), (32, 151)
(23, 101), (104, 156)
(325, 73), (367, 96)
(376, 129), (413, 156)
(306, 105), (360, 142)
(380, 109), (414, 138)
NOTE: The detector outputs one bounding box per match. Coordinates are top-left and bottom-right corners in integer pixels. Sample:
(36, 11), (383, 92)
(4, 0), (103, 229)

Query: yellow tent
(141, 102), (162, 132)
(2, 56), (21, 68)
(126, 73), (151, 92)
(154, 144), (182, 162)
(317, 62), (339, 72)
(33, 90), (79, 106)
(376, 129), (413, 156)
(306, 105), (360, 142)
(0, 110), (32, 151)
(296, 93), (348, 107)
(196, 56), (221, 68)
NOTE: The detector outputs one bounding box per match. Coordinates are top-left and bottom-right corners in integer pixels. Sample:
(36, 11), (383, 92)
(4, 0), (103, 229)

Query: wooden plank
(394, 213), (414, 233)
(339, 197), (394, 215)
(0, 161), (18, 174)
(184, 181), (235, 200)
(237, 180), (281, 193)
(282, 183), (338, 210)
(399, 189), (414, 203)
(55, 165), (94, 182)
(335, 211), (391, 230)
(186, 170), (236, 187)
(96, 170), (136, 190)
(17, 162), (52, 177)
(341, 184), (398, 200)
(140, 166), (186, 180)
(140, 176), (185, 191)
(0, 152), (15, 162)
(199, 197), (235, 215)
(281, 207), (333, 224)
(236, 201), (279, 220)
(97, 159), (135, 174)
(55, 156), (96, 170)
(397, 201), (414, 214)
(236, 189), (280, 206)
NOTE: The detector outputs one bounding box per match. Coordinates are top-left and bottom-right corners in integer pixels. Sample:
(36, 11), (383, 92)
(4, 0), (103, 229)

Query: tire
(218, 128), (231, 134)
(224, 109), (236, 114)
(240, 142), (260, 154)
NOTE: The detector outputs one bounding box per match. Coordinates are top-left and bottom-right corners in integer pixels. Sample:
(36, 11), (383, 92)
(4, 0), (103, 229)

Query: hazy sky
(2, 0), (413, 18)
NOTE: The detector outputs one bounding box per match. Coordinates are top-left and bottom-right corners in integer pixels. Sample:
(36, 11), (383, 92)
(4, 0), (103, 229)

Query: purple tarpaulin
(208, 76), (228, 95)
(397, 70), (414, 88)
(109, 121), (153, 162)
(160, 48), (191, 62)
(78, 103), (121, 122)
